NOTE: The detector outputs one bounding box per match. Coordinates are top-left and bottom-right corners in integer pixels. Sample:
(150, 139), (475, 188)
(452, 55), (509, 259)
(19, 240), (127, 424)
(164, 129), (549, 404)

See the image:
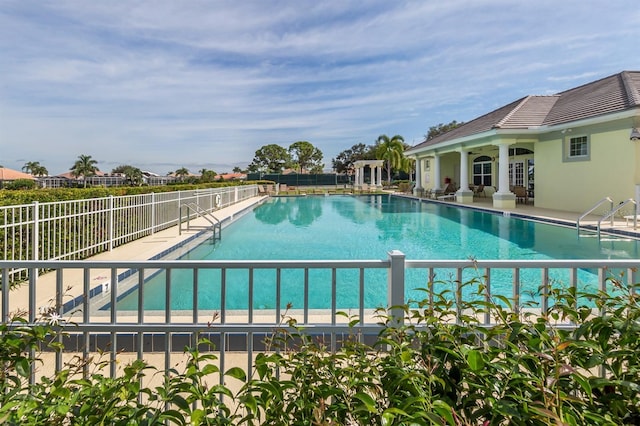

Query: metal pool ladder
(180, 202), (222, 241)
(577, 197), (637, 239)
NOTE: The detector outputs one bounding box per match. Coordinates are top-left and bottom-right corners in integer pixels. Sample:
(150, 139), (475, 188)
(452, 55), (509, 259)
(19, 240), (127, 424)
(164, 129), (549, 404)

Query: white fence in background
(1, 255), (638, 383)
(0, 185), (258, 282)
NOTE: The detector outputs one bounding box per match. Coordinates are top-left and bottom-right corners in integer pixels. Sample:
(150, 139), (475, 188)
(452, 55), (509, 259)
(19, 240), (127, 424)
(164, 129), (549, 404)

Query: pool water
(115, 195), (639, 310)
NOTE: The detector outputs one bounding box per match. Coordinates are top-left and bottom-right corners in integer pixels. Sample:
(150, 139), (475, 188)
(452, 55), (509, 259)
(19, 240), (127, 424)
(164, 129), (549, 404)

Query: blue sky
(1, 1), (639, 175)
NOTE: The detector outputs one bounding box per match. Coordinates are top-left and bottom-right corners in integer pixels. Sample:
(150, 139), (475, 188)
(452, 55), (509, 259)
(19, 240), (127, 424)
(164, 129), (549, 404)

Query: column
(456, 148), (473, 204)
(492, 142), (516, 208)
(413, 158), (422, 196)
(497, 143), (510, 194)
(433, 154), (442, 191)
(377, 165), (383, 187)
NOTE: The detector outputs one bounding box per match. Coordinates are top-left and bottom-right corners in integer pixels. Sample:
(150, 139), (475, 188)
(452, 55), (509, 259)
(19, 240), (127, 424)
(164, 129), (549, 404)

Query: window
(424, 159), (430, 171)
(565, 135), (590, 161)
(472, 156), (492, 186)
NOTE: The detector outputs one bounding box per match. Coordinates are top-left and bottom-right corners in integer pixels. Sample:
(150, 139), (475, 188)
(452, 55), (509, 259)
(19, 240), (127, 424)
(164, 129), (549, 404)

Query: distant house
(0, 167), (36, 188)
(405, 71), (640, 214)
(217, 173), (246, 181)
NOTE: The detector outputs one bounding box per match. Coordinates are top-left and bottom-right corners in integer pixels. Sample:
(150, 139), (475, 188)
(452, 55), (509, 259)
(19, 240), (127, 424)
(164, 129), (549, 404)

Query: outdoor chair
(513, 185), (528, 204)
(473, 184), (485, 197)
(443, 183), (457, 194)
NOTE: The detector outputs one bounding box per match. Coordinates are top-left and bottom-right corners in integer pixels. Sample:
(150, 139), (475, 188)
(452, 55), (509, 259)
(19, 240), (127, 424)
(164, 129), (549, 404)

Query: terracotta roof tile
(0, 167), (36, 181)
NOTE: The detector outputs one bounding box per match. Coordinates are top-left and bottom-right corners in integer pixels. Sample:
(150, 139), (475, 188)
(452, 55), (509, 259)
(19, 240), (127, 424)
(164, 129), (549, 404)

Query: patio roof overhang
(405, 108), (640, 158)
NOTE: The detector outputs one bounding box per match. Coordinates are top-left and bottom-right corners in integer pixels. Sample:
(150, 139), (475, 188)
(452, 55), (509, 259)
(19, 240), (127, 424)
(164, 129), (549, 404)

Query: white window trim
(564, 135), (590, 162)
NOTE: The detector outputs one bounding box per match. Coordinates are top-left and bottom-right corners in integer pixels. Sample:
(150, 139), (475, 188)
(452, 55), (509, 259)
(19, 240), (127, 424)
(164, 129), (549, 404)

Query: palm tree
(375, 134), (405, 184)
(32, 164), (48, 177)
(174, 167), (189, 182)
(71, 155), (99, 187)
(22, 161), (41, 175)
(400, 156), (415, 182)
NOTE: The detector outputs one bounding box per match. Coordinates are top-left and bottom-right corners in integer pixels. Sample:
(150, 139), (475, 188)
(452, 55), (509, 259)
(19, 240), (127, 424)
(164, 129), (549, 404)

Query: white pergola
(353, 160), (384, 188)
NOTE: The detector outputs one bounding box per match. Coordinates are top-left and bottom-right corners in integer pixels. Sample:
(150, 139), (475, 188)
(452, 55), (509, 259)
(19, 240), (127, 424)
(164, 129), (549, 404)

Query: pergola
(353, 160), (384, 188)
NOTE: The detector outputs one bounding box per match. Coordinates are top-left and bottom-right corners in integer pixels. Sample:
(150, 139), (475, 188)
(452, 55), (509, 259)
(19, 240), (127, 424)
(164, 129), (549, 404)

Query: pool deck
(418, 195), (640, 238)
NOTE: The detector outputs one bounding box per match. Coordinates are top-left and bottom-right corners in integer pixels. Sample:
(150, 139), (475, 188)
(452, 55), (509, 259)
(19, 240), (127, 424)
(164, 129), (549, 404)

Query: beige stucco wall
(535, 120), (638, 214)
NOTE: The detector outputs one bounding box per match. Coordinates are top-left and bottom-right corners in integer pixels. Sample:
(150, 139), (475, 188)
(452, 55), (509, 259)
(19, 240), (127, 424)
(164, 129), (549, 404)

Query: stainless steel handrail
(577, 196), (612, 235)
(598, 198), (637, 238)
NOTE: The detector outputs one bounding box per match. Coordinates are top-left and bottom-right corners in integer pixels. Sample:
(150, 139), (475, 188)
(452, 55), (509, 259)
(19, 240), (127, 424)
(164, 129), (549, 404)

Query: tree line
(13, 120), (463, 187)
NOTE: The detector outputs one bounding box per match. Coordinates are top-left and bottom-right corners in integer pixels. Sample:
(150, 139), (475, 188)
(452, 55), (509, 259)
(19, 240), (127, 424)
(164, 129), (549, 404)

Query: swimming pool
(114, 195), (639, 310)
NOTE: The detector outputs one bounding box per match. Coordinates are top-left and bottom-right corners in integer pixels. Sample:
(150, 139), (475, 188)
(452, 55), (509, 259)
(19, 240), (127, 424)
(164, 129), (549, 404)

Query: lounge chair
(436, 184), (457, 201)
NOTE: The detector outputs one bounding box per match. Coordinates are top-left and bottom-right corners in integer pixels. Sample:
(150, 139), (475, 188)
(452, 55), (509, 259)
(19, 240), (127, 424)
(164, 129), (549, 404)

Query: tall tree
(288, 141), (324, 173)
(247, 144), (291, 173)
(400, 156), (415, 181)
(71, 155), (99, 187)
(200, 169), (217, 183)
(174, 167), (189, 181)
(331, 143), (376, 174)
(22, 161), (40, 174)
(112, 165), (143, 186)
(23, 161), (49, 177)
(425, 120), (465, 141)
(375, 134), (405, 183)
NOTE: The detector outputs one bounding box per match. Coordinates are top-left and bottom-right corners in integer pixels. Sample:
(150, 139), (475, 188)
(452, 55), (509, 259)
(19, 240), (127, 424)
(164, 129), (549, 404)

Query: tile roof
(409, 71), (640, 152)
(0, 167), (36, 181)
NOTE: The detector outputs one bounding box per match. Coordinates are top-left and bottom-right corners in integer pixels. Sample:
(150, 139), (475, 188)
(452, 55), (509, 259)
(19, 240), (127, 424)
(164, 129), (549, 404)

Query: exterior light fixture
(631, 128), (640, 141)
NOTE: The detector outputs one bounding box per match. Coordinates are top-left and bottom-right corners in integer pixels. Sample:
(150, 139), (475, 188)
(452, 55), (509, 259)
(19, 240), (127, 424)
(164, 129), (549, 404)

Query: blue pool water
(115, 195), (639, 310)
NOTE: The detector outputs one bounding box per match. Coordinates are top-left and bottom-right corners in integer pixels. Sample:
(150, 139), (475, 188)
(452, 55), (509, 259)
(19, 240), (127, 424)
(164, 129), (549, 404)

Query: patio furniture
(513, 185), (529, 204)
(473, 184), (486, 197)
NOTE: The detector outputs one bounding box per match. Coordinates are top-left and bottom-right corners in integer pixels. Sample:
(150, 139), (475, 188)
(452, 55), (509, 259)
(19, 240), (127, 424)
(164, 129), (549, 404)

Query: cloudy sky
(1, 1), (639, 175)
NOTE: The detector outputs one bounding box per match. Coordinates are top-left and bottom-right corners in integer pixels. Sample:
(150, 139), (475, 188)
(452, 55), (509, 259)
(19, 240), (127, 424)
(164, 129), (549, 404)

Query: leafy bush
(3, 179), (37, 190)
(0, 181), (250, 207)
(1, 275), (639, 424)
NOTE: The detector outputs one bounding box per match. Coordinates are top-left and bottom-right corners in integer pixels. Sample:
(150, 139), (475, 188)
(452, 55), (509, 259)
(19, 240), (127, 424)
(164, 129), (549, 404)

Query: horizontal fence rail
(0, 185), (258, 283)
(1, 255), (639, 383)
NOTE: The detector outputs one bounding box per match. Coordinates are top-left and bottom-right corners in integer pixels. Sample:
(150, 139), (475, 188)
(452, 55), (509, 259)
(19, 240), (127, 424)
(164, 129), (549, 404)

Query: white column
(414, 158), (422, 190)
(456, 148), (473, 204)
(492, 142), (516, 209)
(377, 165), (383, 186)
(433, 154), (441, 190)
(458, 148), (469, 191)
(497, 143), (510, 194)
(355, 167), (360, 186)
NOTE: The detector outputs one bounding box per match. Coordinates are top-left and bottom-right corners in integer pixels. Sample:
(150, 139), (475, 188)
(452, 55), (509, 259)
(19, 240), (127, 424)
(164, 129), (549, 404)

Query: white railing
(1, 254), (638, 383)
(0, 185), (258, 282)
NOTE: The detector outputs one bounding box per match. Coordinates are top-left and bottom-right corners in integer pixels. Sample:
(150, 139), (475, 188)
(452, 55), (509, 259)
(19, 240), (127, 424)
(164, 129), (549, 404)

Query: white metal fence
(0, 185), (258, 282)
(1, 255), (638, 383)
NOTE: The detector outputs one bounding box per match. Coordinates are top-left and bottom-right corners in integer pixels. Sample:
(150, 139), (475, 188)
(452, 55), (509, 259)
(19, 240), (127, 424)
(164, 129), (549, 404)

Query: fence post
(151, 193), (156, 235)
(32, 201), (39, 261)
(109, 195), (114, 251)
(387, 250), (405, 326)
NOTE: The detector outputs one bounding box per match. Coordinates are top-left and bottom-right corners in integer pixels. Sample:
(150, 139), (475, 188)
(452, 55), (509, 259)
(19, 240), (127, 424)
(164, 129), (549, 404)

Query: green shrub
(1, 274), (639, 424)
(3, 179), (37, 190)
